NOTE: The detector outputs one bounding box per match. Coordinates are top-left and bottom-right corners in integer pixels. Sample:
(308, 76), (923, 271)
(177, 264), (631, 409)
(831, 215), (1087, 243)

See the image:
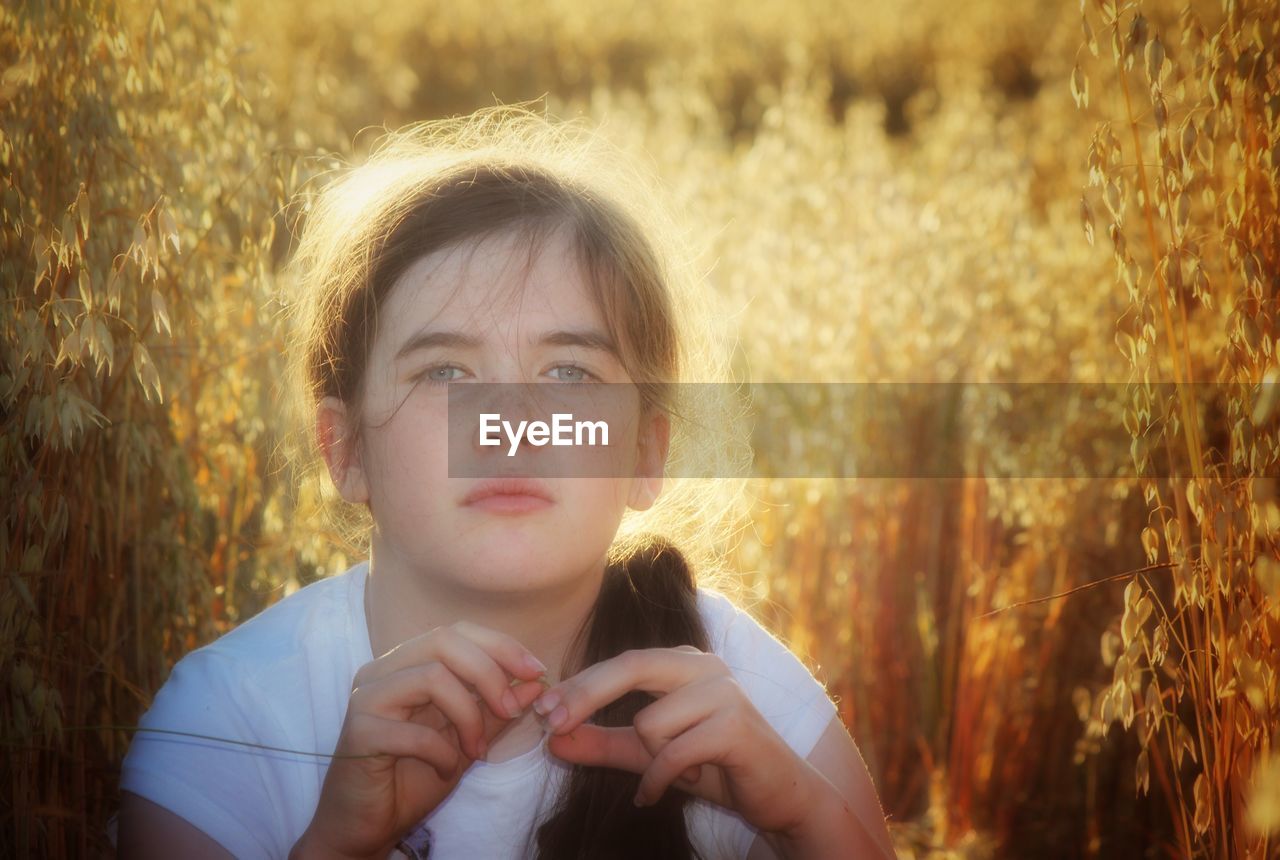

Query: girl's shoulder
(120, 564), (370, 859)
(685, 585), (841, 857)
(167, 562), (369, 693)
(693, 585), (839, 756)
(693, 584), (809, 670)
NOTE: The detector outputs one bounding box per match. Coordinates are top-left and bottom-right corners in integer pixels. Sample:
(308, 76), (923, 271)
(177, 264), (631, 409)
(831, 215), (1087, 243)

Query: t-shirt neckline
(348, 560), (551, 784)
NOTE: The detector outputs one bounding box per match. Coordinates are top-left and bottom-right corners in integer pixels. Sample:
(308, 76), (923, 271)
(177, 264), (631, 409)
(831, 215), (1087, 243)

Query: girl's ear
(317, 396), (371, 504)
(627, 409), (669, 512)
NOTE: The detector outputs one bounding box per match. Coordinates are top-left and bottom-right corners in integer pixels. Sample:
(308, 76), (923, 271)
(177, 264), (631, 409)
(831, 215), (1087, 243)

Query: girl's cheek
(569, 480), (629, 514)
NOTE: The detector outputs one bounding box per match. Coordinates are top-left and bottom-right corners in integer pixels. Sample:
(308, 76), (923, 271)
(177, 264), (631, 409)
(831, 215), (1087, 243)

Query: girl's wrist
(763, 765), (885, 860)
(289, 826), (385, 860)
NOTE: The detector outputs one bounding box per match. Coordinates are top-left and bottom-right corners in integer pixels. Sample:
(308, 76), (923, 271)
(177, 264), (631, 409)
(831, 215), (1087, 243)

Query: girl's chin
(446, 541), (558, 571)
(438, 547), (603, 592)
(449, 567), (586, 595)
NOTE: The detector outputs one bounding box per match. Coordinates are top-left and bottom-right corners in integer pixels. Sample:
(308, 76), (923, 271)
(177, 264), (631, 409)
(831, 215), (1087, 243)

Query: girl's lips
(464, 494), (554, 515)
(461, 477), (555, 515)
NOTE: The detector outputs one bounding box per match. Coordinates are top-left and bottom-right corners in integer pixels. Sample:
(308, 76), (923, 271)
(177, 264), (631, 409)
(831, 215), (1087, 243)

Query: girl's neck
(362, 543), (607, 686)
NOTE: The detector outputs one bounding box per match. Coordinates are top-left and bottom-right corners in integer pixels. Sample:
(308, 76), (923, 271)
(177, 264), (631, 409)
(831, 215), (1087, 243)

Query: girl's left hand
(532, 645), (824, 836)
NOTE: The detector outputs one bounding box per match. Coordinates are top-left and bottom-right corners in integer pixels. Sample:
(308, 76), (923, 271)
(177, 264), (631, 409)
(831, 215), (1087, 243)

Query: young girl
(114, 105), (895, 860)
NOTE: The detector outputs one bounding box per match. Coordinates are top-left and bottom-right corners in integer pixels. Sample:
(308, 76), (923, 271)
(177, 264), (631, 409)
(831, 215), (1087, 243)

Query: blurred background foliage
(2, 0), (1278, 856)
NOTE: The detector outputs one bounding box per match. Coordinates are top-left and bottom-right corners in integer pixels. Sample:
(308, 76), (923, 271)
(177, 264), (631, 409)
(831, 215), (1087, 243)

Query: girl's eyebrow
(394, 328), (619, 361)
(394, 329), (482, 360)
(540, 328), (619, 357)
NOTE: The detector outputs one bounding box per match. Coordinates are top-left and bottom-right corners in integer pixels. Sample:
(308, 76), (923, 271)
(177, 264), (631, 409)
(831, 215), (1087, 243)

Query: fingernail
(533, 691), (560, 716)
(502, 689), (521, 719)
(633, 791), (646, 807)
(547, 704), (568, 731)
(524, 654), (548, 674)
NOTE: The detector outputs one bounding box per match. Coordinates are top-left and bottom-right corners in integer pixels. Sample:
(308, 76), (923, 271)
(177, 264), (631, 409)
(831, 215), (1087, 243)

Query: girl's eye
(413, 364), (597, 385)
(415, 364), (466, 386)
(549, 364), (596, 383)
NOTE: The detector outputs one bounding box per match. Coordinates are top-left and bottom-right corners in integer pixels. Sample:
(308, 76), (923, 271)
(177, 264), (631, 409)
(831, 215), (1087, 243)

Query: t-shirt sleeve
(711, 593), (840, 759)
(119, 647), (294, 859)
(698, 590), (842, 858)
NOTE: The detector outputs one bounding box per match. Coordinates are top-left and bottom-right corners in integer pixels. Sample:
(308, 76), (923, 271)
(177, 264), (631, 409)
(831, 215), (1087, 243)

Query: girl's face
(319, 225), (669, 594)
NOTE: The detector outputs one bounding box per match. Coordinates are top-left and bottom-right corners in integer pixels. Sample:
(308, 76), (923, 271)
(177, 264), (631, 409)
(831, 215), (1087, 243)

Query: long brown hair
(280, 104), (749, 857)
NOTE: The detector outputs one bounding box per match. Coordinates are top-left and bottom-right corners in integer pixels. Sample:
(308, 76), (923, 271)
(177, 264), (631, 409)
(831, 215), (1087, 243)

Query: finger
(344, 711), (462, 782)
(511, 679), (549, 713)
(547, 725), (702, 787)
(534, 647), (723, 736)
(476, 680), (549, 748)
(412, 675), (545, 731)
(629, 678), (740, 782)
(356, 621), (548, 690)
(547, 724), (651, 773)
(634, 717), (731, 808)
(631, 676), (738, 753)
(423, 680), (549, 763)
(352, 661), (488, 759)
(357, 624), (547, 722)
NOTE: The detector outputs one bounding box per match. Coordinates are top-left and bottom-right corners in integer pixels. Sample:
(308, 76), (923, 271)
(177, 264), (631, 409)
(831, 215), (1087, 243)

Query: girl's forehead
(377, 228), (606, 347)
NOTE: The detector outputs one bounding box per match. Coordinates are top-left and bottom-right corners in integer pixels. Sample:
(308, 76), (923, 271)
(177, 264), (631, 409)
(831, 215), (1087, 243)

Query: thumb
(478, 679), (547, 744)
(547, 724), (701, 784)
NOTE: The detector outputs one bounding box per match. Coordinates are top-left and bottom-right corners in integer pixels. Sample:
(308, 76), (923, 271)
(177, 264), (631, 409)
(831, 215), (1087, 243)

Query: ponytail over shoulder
(533, 534), (711, 860)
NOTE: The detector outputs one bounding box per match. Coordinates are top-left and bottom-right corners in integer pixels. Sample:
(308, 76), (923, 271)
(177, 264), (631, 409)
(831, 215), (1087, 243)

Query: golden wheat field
(3, 0), (1279, 856)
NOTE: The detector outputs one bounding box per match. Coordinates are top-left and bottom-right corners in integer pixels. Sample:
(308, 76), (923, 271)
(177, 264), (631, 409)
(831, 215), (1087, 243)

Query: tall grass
(1, 1), (315, 853)
(1074, 1), (1280, 856)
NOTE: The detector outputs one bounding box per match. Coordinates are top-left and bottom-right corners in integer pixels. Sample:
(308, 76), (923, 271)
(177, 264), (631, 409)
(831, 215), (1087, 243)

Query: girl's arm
(115, 790), (236, 860)
(746, 714), (897, 860)
(538, 646), (899, 858)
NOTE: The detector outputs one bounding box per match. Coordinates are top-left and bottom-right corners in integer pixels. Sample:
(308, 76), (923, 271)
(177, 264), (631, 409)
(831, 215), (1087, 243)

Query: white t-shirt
(115, 561), (839, 859)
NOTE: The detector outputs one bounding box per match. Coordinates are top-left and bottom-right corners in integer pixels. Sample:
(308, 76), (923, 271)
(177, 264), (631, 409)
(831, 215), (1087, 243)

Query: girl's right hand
(290, 621), (550, 860)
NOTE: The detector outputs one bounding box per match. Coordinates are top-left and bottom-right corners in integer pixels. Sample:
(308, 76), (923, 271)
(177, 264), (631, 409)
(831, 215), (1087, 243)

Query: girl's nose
(467, 382), (549, 458)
